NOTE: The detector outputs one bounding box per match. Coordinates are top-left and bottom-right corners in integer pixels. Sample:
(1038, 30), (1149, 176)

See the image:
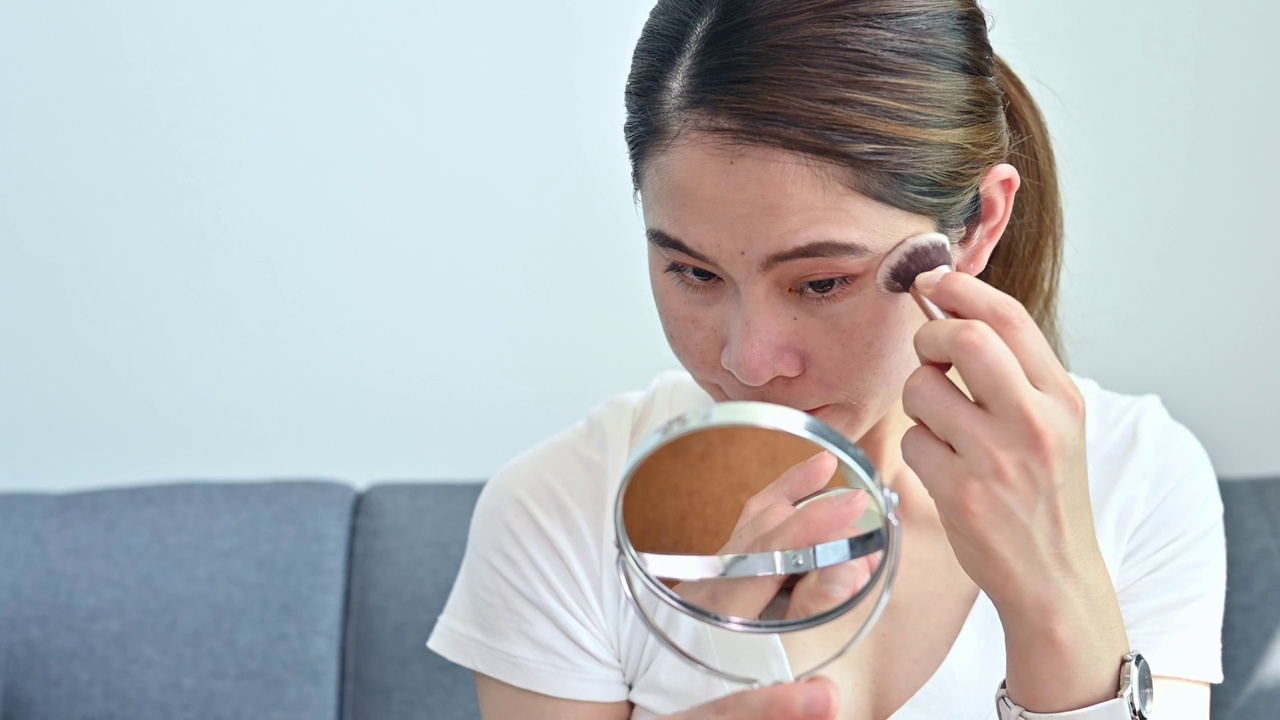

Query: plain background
(1, 1), (1276, 491)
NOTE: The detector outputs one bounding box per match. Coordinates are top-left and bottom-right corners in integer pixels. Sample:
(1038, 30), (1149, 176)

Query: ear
(954, 163), (1020, 276)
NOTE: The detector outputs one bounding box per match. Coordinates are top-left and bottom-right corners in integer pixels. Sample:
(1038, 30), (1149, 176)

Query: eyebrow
(646, 228), (876, 274)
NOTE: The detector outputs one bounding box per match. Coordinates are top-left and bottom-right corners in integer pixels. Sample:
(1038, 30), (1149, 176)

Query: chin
(805, 403), (882, 443)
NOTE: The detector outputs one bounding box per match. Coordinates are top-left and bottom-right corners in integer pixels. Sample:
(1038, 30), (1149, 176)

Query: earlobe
(955, 163), (1020, 276)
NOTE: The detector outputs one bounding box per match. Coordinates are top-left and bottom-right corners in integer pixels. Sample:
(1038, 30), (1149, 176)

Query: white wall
(1, 1), (1275, 491)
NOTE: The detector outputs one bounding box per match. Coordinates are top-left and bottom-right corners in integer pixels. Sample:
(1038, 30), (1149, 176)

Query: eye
(806, 278), (840, 294)
(795, 276), (856, 304)
(665, 262), (721, 290)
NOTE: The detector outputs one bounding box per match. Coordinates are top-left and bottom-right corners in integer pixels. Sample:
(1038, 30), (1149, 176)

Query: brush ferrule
(909, 265), (952, 321)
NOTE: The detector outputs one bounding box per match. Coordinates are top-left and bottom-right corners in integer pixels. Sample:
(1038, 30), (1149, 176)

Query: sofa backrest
(0, 481), (356, 720)
(341, 482), (482, 720)
(1, 477), (1276, 719)
(1215, 476), (1280, 718)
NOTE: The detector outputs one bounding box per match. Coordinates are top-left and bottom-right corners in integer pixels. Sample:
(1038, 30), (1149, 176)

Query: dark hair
(624, 0), (1064, 355)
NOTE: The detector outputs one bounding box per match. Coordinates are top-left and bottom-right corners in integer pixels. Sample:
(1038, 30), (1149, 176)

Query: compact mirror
(615, 402), (901, 687)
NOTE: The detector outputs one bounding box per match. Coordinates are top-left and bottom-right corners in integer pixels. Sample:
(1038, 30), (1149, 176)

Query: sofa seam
(336, 487), (364, 720)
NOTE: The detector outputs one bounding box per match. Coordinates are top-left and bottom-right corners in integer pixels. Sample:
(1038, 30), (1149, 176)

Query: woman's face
(639, 135), (941, 443)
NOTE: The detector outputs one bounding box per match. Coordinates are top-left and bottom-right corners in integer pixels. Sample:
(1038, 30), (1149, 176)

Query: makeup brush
(876, 232), (954, 321)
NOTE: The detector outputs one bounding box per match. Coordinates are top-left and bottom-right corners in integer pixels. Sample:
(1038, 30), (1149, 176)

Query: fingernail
(912, 266), (947, 294)
(801, 679), (834, 717)
(807, 450), (833, 465)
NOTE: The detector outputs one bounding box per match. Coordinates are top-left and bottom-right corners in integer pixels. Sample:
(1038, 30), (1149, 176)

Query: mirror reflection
(615, 403), (899, 685)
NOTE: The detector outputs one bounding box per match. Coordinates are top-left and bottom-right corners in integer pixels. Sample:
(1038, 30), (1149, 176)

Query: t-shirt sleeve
(426, 421), (630, 703)
(1112, 403), (1226, 684)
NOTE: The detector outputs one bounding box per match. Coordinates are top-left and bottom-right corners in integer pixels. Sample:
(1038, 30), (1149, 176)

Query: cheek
(651, 285), (723, 368)
(818, 297), (923, 383)
(650, 293), (721, 363)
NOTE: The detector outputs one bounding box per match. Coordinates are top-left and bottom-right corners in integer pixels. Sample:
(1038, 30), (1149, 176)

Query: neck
(855, 401), (939, 528)
(848, 369), (977, 531)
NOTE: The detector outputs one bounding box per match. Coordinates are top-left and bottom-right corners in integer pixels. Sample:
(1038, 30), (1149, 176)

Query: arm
(476, 674), (631, 720)
(907, 269), (1130, 711)
(906, 270), (1222, 716)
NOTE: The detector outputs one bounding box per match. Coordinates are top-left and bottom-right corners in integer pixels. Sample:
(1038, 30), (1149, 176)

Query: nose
(720, 303), (803, 388)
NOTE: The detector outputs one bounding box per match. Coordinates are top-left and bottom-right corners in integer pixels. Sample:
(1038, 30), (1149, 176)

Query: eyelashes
(665, 262), (721, 288)
(663, 261), (857, 305)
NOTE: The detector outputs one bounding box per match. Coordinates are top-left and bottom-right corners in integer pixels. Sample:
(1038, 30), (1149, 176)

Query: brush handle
(909, 265), (953, 321)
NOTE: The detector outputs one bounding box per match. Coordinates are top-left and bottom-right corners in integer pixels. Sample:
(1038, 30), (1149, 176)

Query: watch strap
(995, 683), (1133, 720)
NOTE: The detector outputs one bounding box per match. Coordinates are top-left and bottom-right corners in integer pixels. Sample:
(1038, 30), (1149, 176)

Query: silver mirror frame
(614, 401), (902, 684)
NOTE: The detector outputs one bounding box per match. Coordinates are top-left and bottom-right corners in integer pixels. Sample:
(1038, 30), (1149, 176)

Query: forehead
(639, 135), (928, 257)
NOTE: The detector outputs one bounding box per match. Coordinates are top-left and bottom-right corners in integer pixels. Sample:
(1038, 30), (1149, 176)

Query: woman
(428, 1), (1225, 718)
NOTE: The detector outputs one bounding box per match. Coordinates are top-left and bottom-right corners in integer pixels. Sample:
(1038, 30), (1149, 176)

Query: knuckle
(743, 504), (793, 548)
(902, 366), (932, 398)
(740, 494), (767, 520)
(1010, 398), (1045, 434)
(1026, 423), (1059, 457)
(1060, 383), (1087, 419)
(1008, 401), (1061, 458)
(911, 321), (935, 354)
(991, 294), (1029, 329)
(900, 375), (924, 418)
(900, 423), (927, 461)
(952, 321), (993, 355)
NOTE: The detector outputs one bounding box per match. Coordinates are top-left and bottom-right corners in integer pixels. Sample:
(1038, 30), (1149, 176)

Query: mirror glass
(615, 402), (900, 686)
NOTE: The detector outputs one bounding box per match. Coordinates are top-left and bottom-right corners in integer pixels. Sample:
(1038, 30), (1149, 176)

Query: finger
(754, 489), (869, 553)
(900, 363), (991, 452)
(700, 491), (869, 621)
(739, 451), (838, 521)
(673, 573), (785, 622)
(785, 560), (870, 620)
(913, 317), (1034, 414)
(665, 675), (838, 720)
(900, 422), (962, 507)
(914, 269), (1067, 393)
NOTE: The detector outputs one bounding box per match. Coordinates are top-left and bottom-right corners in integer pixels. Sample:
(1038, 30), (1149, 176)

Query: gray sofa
(0, 478), (1276, 719)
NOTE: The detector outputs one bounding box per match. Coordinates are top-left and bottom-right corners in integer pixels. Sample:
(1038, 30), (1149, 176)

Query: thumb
(664, 675), (838, 720)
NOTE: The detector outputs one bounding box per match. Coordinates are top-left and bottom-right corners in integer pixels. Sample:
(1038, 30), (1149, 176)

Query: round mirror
(614, 401), (901, 687)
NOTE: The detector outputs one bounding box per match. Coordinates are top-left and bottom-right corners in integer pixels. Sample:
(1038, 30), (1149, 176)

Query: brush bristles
(877, 233), (953, 294)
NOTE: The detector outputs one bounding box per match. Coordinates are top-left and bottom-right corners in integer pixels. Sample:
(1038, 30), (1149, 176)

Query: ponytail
(984, 56), (1065, 359)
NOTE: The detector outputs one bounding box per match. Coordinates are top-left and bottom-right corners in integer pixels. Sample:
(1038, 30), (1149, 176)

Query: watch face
(1135, 654), (1154, 716)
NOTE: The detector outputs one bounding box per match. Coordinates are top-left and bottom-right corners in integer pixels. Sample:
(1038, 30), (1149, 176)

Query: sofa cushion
(1213, 476), (1280, 719)
(0, 481), (356, 720)
(342, 482), (482, 720)
(0, 494), (54, 718)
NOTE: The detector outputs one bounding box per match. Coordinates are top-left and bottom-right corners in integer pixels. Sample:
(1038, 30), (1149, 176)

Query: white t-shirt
(427, 370), (1226, 719)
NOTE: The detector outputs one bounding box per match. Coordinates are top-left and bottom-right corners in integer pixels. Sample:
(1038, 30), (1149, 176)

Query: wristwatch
(1118, 652), (1154, 719)
(995, 652), (1153, 719)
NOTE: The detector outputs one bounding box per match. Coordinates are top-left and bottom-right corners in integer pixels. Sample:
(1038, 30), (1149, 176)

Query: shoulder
(474, 369), (712, 542)
(1074, 373), (1216, 489)
(1071, 373), (1223, 569)
(428, 370), (713, 700)
(1070, 375), (1227, 683)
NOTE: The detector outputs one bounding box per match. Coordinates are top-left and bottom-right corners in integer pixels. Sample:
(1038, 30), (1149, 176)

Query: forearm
(997, 557), (1130, 713)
